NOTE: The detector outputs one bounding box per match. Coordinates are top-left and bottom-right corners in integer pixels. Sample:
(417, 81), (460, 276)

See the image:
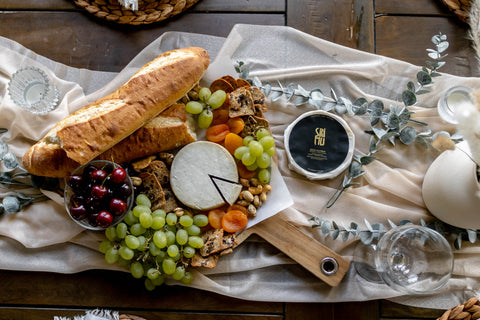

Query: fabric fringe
(117, 0), (139, 11)
(54, 309), (119, 320)
(468, 0), (480, 70)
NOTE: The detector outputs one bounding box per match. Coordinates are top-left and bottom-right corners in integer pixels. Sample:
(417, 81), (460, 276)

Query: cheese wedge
(170, 141), (242, 210)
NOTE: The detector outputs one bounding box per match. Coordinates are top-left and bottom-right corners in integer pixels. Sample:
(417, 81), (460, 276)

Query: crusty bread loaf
(23, 103), (197, 177)
(35, 47), (208, 165)
(22, 47), (209, 176)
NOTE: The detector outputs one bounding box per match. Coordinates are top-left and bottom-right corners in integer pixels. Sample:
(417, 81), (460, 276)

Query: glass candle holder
(7, 66), (59, 115)
(437, 86), (473, 124)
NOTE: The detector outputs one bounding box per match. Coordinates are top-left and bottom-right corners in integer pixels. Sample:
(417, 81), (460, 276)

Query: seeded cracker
(200, 229), (224, 257)
(209, 78), (235, 93)
(138, 172), (166, 210)
(228, 87), (255, 118)
(144, 160), (169, 185)
(191, 253), (219, 268)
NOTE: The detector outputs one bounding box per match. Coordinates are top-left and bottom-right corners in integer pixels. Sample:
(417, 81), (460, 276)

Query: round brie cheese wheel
(170, 141), (242, 211)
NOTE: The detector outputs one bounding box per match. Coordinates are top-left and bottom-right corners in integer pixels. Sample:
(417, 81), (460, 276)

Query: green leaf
(437, 41), (449, 53)
(353, 97), (368, 115)
(417, 71), (432, 85)
(399, 126), (416, 145)
(402, 90), (417, 106)
(369, 108), (383, 126)
(467, 229), (477, 243)
(349, 161), (363, 178)
(321, 220), (331, 234)
(360, 155), (376, 166)
(369, 136), (377, 153)
(407, 81), (415, 92)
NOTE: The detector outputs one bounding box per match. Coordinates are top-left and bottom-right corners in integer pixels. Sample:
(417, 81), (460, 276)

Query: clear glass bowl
(64, 160), (134, 231)
(7, 66), (59, 115)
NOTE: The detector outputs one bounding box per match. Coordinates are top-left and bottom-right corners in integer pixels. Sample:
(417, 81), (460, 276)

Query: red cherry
(90, 169), (107, 183)
(109, 198), (128, 216)
(111, 167), (127, 184)
(96, 211), (114, 228)
(91, 185), (108, 200)
(69, 204), (88, 220)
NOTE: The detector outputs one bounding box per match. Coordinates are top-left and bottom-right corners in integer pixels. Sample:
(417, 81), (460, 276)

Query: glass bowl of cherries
(64, 160), (134, 230)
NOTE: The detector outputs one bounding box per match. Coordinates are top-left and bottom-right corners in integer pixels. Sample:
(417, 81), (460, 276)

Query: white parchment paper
(1, 24), (480, 309)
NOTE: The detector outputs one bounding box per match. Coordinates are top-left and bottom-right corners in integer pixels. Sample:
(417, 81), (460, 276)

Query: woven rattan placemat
(439, 0), (472, 22)
(73, 0), (200, 25)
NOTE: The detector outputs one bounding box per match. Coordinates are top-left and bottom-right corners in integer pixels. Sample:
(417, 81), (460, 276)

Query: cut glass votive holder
(7, 66), (59, 115)
(437, 86), (473, 124)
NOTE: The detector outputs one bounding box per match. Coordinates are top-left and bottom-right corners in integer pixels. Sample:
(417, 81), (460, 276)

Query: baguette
(23, 103), (196, 177)
(31, 47), (209, 165)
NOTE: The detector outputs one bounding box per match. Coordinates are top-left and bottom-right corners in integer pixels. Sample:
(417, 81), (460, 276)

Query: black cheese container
(284, 110), (355, 180)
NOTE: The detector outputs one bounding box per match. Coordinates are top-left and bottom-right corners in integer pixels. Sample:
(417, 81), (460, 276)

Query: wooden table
(0, 0), (474, 319)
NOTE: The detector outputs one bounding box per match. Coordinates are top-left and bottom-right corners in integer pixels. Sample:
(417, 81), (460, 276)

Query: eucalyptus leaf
(369, 136), (377, 153)
(417, 71), (432, 85)
(263, 83), (272, 97)
(360, 155), (376, 166)
(437, 41), (449, 53)
(3, 196), (20, 213)
(416, 136), (429, 149)
(402, 90), (417, 106)
(467, 229), (477, 243)
(455, 234), (462, 250)
(369, 108), (383, 126)
(416, 89), (431, 95)
(360, 231), (374, 245)
(0, 140), (8, 160)
(349, 161), (363, 178)
(353, 97), (368, 115)
(252, 76), (262, 88)
(341, 230), (350, 241)
(321, 220), (332, 234)
(270, 90), (283, 101)
(334, 103), (348, 114)
(331, 229), (340, 240)
(364, 219), (373, 232)
(292, 95), (309, 106)
(2, 152), (18, 170)
(428, 51), (441, 60)
(399, 126), (416, 145)
(368, 99), (384, 112)
(285, 83), (296, 100)
(297, 85), (310, 97)
(407, 81), (416, 92)
(330, 88), (338, 101)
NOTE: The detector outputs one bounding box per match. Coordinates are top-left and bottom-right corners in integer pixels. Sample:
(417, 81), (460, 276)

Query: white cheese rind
(170, 141), (242, 210)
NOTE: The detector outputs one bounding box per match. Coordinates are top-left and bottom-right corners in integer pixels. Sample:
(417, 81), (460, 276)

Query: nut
(131, 176), (143, 186)
(174, 207), (185, 217)
(250, 178), (260, 186)
(248, 185), (263, 195)
(260, 191), (267, 202)
(240, 190), (254, 202)
(247, 204), (257, 217)
(240, 178), (250, 188)
(188, 90), (199, 101)
(263, 184), (272, 193)
(158, 152), (174, 166)
(236, 200), (250, 207)
(253, 195), (262, 208)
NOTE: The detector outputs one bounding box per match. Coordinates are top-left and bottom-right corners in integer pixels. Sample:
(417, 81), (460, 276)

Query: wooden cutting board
(236, 211), (350, 287)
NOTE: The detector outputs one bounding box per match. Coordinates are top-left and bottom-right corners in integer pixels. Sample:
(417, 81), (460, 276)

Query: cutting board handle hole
(320, 257), (339, 275)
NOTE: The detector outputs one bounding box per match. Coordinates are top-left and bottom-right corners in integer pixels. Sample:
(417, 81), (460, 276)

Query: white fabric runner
(0, 24), (479, 309)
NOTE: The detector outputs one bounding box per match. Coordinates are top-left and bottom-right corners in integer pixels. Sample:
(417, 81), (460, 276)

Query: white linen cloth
(0, 24), (479, 309)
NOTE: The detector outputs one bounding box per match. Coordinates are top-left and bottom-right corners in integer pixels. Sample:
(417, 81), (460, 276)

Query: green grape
(137, 236), (147, 251)
(136, 194), (151, 208)
(167, 244), (179, 257)
(149, 242), (162, 256)
(207, 90), (226, 109)
(179, 215), (193, 227)
(248, 140), (264, 157)
(165, 230), (176, 246)
(183, 246), (196, 258)
(185, 225), (201, 236)
(171, 252), (182, 262)
(185, 101), (204, 114)
(152, 209), (166, 218)
(243, 135), (254, 146)
(162, 258), (176, 275)
(265, 146), (276, 157)
(146, 267), (160, 280)
(125, 235), (140, 249)
(182, 271), (194, 284)
(166, 212), (178, 226)
(198, 87), (212, 102)
(115, 222), (128, 239)
(123, 210), (138, 226)
(144, 278), (156, 291)
(130, 261), (144, 279)
(198, 109), (213, 129)
(188, 236), (204, 249)
(139, 211), (153, 228)
(151, 274), (165, 286)
(192, 214), (209, 227)
(241, 152), (257, 166)
(164, 224), (176, 233)
(259, 135), (275, 149)
(117, 257), (130, 268)
(132, 205), (151, 218)
(105, 226), (117, 241)
(153, 230), (167, 248)
(119, 246), (134, 260)
(172, 266), (186, 281)
(156, 250), (167, 263)
(256, 128), (270, 140)
(151, 216), (166, 230)
(234, 146), (250, 160)
(176, 229), (189, 245)
(258, 168), (271, 184)
(105, 247), (119, 264)
(99, 240), (113, 254)
(256, 152), (271, 169)
(130, 223), (146, 236)
(246, 163), (258, 171)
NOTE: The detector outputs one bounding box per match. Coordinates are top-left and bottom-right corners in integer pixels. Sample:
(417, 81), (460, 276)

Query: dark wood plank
(375, 0), (451, 16)
(0, 11), (284, 71)
(375, 15), (477, 77)
(380, 300), (444, 319)
(287, 0), (374, 52)
(0, 270), (283, 313)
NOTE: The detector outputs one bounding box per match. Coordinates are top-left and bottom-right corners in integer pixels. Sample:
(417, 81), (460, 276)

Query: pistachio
(248, 185), (263, 195)
(131, 176), (143, 186)
(240, 190), (254, 202)
(247, 204), (257, 218)
(253, 195), (262, 208)
(174, 207), (185, 217)
(260, 191), (267, 202)
(236, 200), (250, 207)
(240, 178), (250, 188)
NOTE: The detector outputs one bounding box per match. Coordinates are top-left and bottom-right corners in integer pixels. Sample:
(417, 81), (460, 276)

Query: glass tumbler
(7, 66), (59, 115)
(437, 86), (473, 124)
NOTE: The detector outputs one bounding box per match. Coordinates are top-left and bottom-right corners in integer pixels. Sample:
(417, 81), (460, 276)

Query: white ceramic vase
(422, 141), (480, 229)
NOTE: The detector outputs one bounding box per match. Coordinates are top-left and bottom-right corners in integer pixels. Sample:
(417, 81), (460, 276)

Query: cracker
(236, 78), (251, 88)
(200, 229), (224, 257)
(221, 75), (238, 89)
(228, 87), (255, 118)
(159, 189), (178, 213)
(191, 252), (219, 268)
(144, 160), (169, 185)
(131, 155), (156, 172)
(209, 78), (235, 93)
(221, 233), (237, 251)
(138, 172), (166, 209)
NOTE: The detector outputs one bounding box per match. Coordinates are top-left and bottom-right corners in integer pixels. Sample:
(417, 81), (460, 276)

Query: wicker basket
(72, 0), (200, 25)
(439, 0), (472, 23)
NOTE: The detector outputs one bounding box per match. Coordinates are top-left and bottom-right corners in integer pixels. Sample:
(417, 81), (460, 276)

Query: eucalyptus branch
(235, 32), (451, 208)
(310, 216), (475, 250)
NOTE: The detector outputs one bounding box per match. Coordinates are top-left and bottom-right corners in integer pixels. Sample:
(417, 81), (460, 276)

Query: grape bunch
(234, 128), (276, 184)
(185, 88), (227, 129)
(66, 161), (132, 229)
(100, 194), (208, 290)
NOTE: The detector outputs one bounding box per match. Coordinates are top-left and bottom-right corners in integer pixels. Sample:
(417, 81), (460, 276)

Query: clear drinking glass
(7, 66), (59, 115)
(437, 86), (473, 124)
(353, 225), (454, 294)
